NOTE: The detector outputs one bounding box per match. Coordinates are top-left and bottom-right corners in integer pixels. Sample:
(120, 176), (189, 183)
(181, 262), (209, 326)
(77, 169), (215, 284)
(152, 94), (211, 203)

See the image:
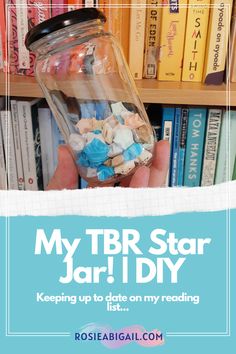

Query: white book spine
(201, 109), (222, 186)
(84, 1), (98, 7)
(16, 0), (30, 69)
(162, 120), (173, 187)
(10, 100), (25, 190)
(17, 101), (38, 191)
(0, 119), (7, 189)
(129, 0), (147, 79)
(38, 107), (55, 189)
(0, 111), (18, 190)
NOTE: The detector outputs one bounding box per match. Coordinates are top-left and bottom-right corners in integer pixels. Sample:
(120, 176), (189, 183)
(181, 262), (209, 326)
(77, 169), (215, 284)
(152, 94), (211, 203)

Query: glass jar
(25, 8), (155, 186)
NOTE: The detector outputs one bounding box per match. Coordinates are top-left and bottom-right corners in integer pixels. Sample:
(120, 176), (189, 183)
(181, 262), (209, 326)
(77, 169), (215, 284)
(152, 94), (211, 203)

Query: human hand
(46, 140), (170, 190)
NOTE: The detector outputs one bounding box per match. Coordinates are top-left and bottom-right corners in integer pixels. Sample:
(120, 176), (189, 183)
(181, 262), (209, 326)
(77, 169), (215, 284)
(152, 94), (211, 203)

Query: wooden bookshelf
(0, 72), (236, 106)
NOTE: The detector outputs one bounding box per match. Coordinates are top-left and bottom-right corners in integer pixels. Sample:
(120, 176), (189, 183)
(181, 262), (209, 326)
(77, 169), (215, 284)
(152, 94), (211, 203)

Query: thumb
(46, 145), (78, 190)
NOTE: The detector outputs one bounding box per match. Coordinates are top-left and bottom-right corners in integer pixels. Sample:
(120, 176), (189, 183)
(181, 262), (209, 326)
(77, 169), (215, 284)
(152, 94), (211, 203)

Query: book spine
(28, 1), (51, 27)
(98, 0), (109, 32)
(129, 0), (146, 79)
(143, 0), (162, 79)
(102, 1), (130, 61)
(214, 110), (236, 183)
(161, 107), (175, 186)
(177, 108), (188, 186)
(233, 156), (236, 180)
(0, 0), (6, 70)
(17, 101), (38, 191)
(157, 0), (188, 81)
(22, 2), (34, 75)
(10, 100), (25, 190)
(0, 118), (7, 189)
(83, 0), (98, 7)
(51, 1), (67, 16)
(152, 124), (162, 141)
(215, 110), (227, 184)
(51, 114), (65, 172)
(8, 1), (19, 74)
(0, 29), (3, 69)
(203, 0), (233, 84)
(107, 2), (122, 44)
(184, 108), (207, 187)
(38, 107), (55, 189)
(182, 0), (210, 82)
(68, 0), (83, 11)
(0, 96), (4, 109)
(170, 107), (181, 186)
(120, 1), (130, 62)
(31, 103), (44, 190)
(229, 110), (236, 179)
(201, 109), (222, 186)
(22, 1), (51, 76)
(230, 17), (236, 82)
(16, 0), (30, 71)
(0, 110), (18, 189)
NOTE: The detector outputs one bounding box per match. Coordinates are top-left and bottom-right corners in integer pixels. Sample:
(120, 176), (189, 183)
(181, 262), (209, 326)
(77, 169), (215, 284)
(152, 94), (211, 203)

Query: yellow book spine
(203, 0), (233, 84)
(157, 0), (188, 81)
(120, 1), (130, 62)
(182, 0), (210, 82)
(143, 0), (162, 78)
(129, 0), (147, 79)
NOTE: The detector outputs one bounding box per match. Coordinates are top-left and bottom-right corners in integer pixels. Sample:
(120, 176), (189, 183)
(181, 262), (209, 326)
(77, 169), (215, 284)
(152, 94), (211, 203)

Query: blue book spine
(177, 108), (189, 186)
(170, 108), (181, 186)
(184, 108), (207, 187)
(161, 107), (175, 186)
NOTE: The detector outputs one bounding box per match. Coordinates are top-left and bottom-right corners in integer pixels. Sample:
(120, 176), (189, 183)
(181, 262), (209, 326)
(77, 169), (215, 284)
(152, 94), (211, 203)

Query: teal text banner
(0, 210), (235, 354)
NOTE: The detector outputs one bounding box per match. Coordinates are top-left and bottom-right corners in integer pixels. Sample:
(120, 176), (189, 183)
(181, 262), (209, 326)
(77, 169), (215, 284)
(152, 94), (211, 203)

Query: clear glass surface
(30, 20), (155, 185)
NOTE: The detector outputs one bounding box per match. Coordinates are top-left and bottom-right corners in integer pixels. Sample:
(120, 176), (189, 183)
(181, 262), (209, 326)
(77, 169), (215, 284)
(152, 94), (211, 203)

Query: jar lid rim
(25, 8), (106, 50)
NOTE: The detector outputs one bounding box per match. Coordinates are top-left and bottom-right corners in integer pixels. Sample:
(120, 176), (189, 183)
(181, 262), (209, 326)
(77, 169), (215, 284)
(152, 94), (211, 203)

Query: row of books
(131, 0), (236, 83)
(151, 105), (236, 187)
(1, 96), (235, 190)
(0, 1), (236, 84)
(0, 0), (130, 76)
(0, 96), (65, 190)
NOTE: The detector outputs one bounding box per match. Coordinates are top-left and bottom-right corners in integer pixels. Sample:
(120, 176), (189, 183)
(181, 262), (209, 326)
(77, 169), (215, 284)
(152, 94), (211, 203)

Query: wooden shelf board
(0, 72), (235, 106)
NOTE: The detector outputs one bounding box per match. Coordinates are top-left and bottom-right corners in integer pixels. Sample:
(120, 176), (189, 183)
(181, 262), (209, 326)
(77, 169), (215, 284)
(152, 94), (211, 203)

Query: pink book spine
(0, 0), (7, 71)
(25, 1), (51, 76)
(7, 1), (18, 74)
(51, 0), (68, 17)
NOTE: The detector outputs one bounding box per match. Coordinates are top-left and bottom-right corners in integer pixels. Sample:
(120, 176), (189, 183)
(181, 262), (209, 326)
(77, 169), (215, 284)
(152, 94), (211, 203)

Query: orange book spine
(68, 1), (83, 11)
(120, 0), (130, 61)
(107, 1), (122, 43)
(99, 1), (130, 61)
(99, 0), (110, 33)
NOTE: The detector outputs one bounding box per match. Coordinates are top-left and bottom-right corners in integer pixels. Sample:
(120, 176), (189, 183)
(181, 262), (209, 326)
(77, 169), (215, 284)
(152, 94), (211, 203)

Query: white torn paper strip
(0, 181), (235, 217)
